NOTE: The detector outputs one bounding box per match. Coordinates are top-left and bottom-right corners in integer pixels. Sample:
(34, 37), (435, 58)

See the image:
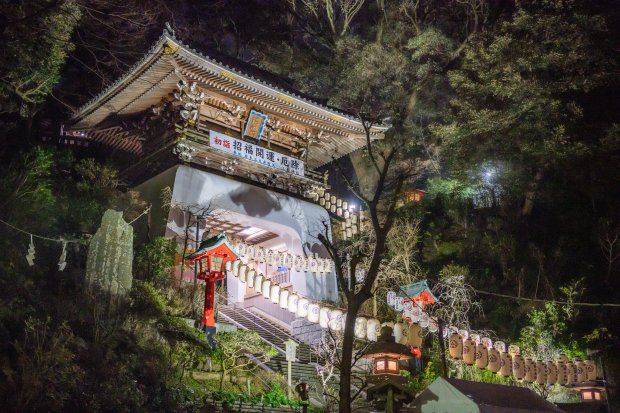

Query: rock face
(86, 210), (133, 296)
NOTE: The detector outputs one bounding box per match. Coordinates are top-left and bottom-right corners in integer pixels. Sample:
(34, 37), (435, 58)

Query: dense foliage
(0, 0), (619, 411)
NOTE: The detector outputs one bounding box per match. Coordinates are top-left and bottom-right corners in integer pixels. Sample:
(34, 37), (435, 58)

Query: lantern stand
(186, 233), (238, 345)
(363, 326), (415, 413)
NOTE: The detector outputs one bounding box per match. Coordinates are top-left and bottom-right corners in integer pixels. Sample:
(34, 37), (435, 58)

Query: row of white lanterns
(229, 240), (333, 274)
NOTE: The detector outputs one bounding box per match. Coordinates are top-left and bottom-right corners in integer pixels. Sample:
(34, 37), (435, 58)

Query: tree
(434, 1), (615, 216)
(211, 330), (278, 391)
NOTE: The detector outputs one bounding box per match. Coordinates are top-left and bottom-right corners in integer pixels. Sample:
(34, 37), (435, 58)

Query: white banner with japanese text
(209, 130), (304, 177)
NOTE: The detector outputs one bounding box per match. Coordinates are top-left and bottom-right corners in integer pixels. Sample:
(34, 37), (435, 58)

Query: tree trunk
(339, 299), (361, 413)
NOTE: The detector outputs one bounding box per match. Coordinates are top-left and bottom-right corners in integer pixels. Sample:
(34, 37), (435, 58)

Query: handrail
(218, 309), (286, 356)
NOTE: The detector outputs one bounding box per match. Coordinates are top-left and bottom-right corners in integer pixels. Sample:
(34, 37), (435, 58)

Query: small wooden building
(408, 377), (566, 413)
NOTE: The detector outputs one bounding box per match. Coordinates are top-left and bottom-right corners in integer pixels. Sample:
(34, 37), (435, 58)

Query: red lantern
(187, 233), (238, 330)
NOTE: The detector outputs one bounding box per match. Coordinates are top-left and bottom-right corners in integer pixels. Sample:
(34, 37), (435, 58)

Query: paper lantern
(494, 341), (506, 353)
(566, 362), (576, 385)
(428, 318), (438, 333)
(270, 284), (280, 304)
(297, 298), (310, 318)
(470, 334), (481, 346)
(487, 348), (500, 373)
(557, 361), (568, 385)
(399, 324), (409, 345)
(328, 310), (343, 331)
(393, 323), (404, 343)
(524, 358), (536, 382)
(239, 264), (248, 283)
(475, 344), (489, 369)
(261, 279), (271, 299)
(307, 303), (320, 323)
(225, 260), (233, 271)
(238, 243), (247, 257)
(512, 355), (525, 380)
(394, 297), (404, 312)
(546, 360), (558, 385)
(409, 303), (421, 322)
(232, 260), (240, 277)
(459, 330), (470, 340)
(319, 307), (331, 329)
(463, 339), (476, 365)
(584, 359), (597, 381)
(481, 337), (493, 349)
(367, 318), (380, 341)
(277, 252), (286, 268)
(279, 289), (289, 309)
(294, 255), (303, 272)
(575, 358), (587, 383)
(247, 244), (256, 260)
(247, 269), (256, 288)
(257, 247), (266, 263)
(288, 294), (299, 313)
(354, 317), (367, 339)
(254, 274), (263, 292)
(536, 360), (547, 384)
(499, 352), (512, 377)
(308, 258), (318, 273)
(449, 333), (463, 359)
(285, 254), (293, 269)
(407, 323), (423, 348)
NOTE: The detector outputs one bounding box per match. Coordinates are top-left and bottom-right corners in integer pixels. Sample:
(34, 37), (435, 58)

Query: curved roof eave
(71, 32), (388, 135)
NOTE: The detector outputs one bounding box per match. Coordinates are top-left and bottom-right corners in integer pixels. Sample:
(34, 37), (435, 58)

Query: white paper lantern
(257, 247), (266, 263)
(254, 274), (263, 292)
(512, 355), (525, 380)
(354, 317), (367, 339)
(566, 362), (577, 385)
(246, 269), (256, 288)
(393, 323), (404, 343)
(575, 358), (587, 383)
(463, 339), (476, 365)
(308, 303), (320, 323)
(475, 344), (489, 369)
(232, 260), (240, 277)
(328, 310), (343, 331)
(536, 360), (547, 385)
(449, 333), (463, 359)
(238, 242), (247, 257)
(287, 294), (299, 313)
(261, 279), (271, 299)
(285, 254), (293, 269)
(297, 298), (309, 318)
(225, 260), (233, 271)
(270, 284), (280, 304)
(410, 304), (422, 323)
(308, 258), (318, 273)
(395, 297), (404, 312)
(279, 289), (289, 309)
(238, 264), (248, 283)
(487, 348), (500, 373)
(498, 352), (512, 377)
(557, 361), (568, 385)
(366, 318), (380, 341)
(547, 360), (558, 385)
(247, 244), (256, 259)
(294, 255), (303, 272)
(408, 323), (423, 348)
(481, 337), (493, 349)
(494, 341), (506, 353)
(584, 359), (597, 381)
(524, 358), (536, 382)
(428, 318), (438, 333)
(319, 307), (331, 329)
(470, 334), (481, 346)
